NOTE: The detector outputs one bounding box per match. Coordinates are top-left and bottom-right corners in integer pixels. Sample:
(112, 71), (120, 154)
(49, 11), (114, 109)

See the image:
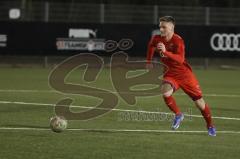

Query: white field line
(0, 89), (240, 98)
(0, 100), (240, 121)
(0, 127), (240, 134)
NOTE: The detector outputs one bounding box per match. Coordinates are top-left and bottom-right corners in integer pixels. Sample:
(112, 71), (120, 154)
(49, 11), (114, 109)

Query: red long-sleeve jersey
(146, 33), (192, 77)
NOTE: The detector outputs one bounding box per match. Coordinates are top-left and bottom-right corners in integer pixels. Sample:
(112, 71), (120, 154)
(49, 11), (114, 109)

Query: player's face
(159, 22), (174, 37)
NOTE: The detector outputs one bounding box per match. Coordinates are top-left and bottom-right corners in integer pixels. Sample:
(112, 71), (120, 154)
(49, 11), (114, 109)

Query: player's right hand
(157, 42), (166, 53)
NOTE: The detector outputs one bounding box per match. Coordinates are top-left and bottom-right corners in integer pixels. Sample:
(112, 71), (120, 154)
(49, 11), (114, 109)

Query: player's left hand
(157, 42), (166, 53)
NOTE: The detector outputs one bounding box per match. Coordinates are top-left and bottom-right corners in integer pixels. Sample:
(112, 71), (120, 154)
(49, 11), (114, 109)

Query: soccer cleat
(208, 127), (216, 136)
(172, 113), (184, 130)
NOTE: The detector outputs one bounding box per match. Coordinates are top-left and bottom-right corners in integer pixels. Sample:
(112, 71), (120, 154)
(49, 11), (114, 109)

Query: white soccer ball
(50, 116), (68, 133)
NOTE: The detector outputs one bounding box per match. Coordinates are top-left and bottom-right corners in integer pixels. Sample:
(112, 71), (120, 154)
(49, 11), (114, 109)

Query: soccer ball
(50, 116), (68, 133)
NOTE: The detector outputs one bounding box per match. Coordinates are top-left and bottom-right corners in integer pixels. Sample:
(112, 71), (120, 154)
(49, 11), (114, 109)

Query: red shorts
(163, 72), (202, 101)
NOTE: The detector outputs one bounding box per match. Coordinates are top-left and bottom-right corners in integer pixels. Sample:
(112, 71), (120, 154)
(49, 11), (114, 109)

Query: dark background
(0, 21), (240, 58)
(27, 0), (240, 8)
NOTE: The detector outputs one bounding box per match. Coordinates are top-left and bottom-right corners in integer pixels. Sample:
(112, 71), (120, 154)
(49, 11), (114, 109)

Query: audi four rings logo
(210, 33), (240, 51)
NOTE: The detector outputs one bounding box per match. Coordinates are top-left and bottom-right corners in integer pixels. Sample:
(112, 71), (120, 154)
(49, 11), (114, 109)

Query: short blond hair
(159, 16), (175, 25)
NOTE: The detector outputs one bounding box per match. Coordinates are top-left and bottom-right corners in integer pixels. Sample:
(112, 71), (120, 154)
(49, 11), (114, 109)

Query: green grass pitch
(0, 67), (240, 159)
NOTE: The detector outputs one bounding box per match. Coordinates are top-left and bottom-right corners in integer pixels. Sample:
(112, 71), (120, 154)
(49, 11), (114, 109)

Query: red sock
(163, 96), (181, 115)
(200, 104), (214, 128)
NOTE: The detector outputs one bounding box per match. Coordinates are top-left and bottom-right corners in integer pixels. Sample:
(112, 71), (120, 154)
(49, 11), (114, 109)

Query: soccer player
(146, 16), (216, 136)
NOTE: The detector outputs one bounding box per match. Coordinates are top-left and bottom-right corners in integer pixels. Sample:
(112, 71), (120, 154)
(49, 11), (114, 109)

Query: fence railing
(1, 1), (240, 25)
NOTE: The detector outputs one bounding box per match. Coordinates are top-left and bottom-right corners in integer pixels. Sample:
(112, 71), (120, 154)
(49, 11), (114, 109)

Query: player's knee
(162, 88), (174, 97)
(161, 83), (174, 97)
(194, 98), (205, 110)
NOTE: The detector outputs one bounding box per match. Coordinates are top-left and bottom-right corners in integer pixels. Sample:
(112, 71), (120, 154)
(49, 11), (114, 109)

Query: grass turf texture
(0, 67), (240, 159)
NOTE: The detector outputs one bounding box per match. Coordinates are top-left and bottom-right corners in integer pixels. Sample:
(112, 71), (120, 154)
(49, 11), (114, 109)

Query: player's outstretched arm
(146, 37), (156, 64)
